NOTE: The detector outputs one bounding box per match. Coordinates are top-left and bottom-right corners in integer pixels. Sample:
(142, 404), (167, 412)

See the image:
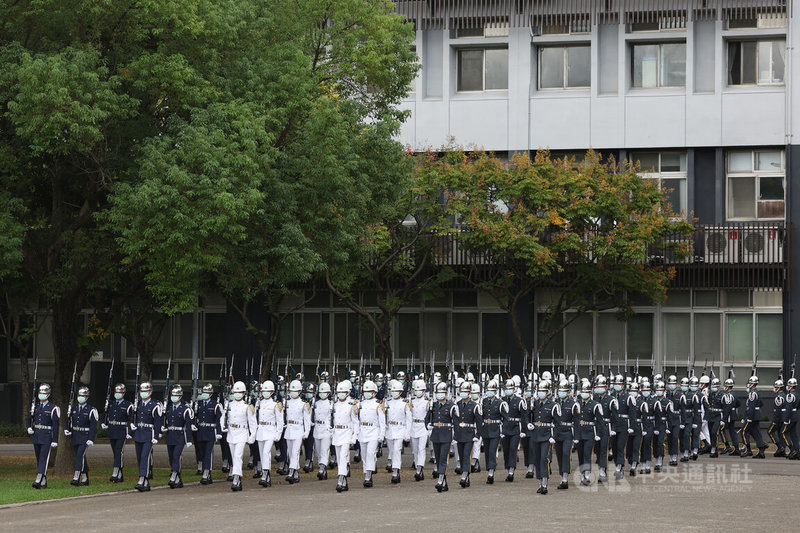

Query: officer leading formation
(26, 361), (798, 493)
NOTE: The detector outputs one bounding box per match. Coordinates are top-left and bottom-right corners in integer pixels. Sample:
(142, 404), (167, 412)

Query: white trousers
(359, 440), (379, 473)
(335, 445), (350, 477)
(314, 437), (331, 465)
(701, 420), (711, 442)
(286, 438), (302, 470)
(472, 437), (482, 460)
(230, 441), (246, 477)
(386, 438), (403, 469)
(257, 439), (275, 472)
(411, 436), (428, 468)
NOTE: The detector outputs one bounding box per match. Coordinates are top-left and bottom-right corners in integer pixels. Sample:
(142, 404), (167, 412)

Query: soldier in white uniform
(384, 380), (412, 483)
(255, 380), (283, 488)
(410, 379), (430, 481)
(332, 381), (359, 492)
(283, 379), (312, 484)
(222, 381), (257, 491)
(358, 380), (386, 488)
(313, 382), (333, 480)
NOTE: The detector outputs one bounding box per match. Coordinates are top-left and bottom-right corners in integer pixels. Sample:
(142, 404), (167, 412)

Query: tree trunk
(19, 350), (30, 426)
(507, 296), (530, 376)
(51, 300), (84, 475)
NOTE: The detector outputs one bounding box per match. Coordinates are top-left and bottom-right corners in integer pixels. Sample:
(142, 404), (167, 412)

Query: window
(538, 45), (590, 89)
(727, 150), (785, 220)
(457, 48), (508, 92)
(727, 40), (785, 86)
(631, 42), (685, 88)
(630, 151), (687, 216)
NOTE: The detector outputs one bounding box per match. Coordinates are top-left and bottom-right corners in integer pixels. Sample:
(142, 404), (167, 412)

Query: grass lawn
(0, 456), (173, 505)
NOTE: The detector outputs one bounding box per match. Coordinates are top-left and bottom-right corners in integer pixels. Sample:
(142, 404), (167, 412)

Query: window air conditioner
(704, 228), (739, 263)
(740, 228), (782, 263)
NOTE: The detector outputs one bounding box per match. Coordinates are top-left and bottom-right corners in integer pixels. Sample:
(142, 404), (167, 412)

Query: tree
(434, 149), (693, 372)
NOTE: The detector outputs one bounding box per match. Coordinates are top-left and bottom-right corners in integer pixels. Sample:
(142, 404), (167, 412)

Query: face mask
(262, 391), (272, 399)
(140, 391), (150, 399)
(319, 392), (329, 400)
(415, 390), (424, 398)
(38, 394), (48, 401)
(170, 395), (180, 403)
(337, 392), (348, 400)
(594, 387), (605, 395)
(77, 396), (87, 404)
(459, 392), (469, 400)
(710, 386), (719, 392)
(504, 389), (514, 397)
(680, 386), (688, 392)
(580, 392), (591, 400)
(642, 390), (651, 398)
(289, 391), (300, 399)
(232, 392), (244, 401)
(487, 391), (495, 398)
(350, 377), (355, 383)
(537, 391), (547, 400)
(524, 391), (532, 398)
(305, 393), (314, 400)
(391, 391), (401, 399)
(114, 393), (124, 400)
(470, 393), (480, 401)
(629, 392), (638, 399)
(668, 384), (677, 391)
(363, 392), (374, 400)
(435, 393), (446, 401)
(198, 393), (210, 401)
(656, 390), (665, 397)
(557, 391), (567, 399)
(690, 386), (698, 392)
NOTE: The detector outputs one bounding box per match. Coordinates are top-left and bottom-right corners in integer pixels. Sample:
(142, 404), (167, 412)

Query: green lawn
(0, 456), (173, 505)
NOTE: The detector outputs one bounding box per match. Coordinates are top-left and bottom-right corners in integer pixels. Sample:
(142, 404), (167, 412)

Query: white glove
(527, 423), (535, 431)
(64, 430), (72, 436)
(161, 427), (168, 433)
(186, 441), (193, 448)
(191, 425), (198, 431)
(679, 424), (685, 430)
(50, 442), (58, 448)
(654, 430), (660, 435)
(86, 440), (94, 446)
(215, 434), (222, 441)
(548, 437), (555, 444)
(520, 433), (526, 438)
(151, 438), (158, 444)
(125, 434), (132, 440)
(720, 422), (726, 429)
(27, 427), (34, 435)
(666, 429), (671, 435)
(692, 424), (698, 429)
(594, 435), (601, 442)
(130, 423), (137, 431)
(247, 435), (256, 445)
(350, 437), (357, 446)
(572, 439), (579, 445)
(610, 430), (616, 436)
(500, 434), (505, 439)
(627, 428), (634, 434)
(101, 423), (108, 430)
(472, 437), (479, 442)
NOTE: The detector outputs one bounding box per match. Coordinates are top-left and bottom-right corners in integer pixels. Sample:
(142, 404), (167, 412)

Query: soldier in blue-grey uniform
(610, 374), (630, 479)
(721, 378), (741, 455)
(625, 382), (644, 476)
(553, 379), (578, 489)
(740, 375), (767, 458)
(528, 380), (557, 494)
(26, 383), (60, 489)
(500, 378), (528, 482)
(593, 375), (611, 483)
(103, 383), (133, 482)
(767, 379), (789, 457)
(665, 375), (682, 465)
(575, 380), (604, 485)
(688, 376), (703, 460)
(426, 381), (459, 492)
(677, 377), (693, 462)
(653, 380), (670, 470)
(452, 381), (482, 488)
(194, 383), (223, 485)
(164, 384), (193, 488)
(705, 378), (725, 458)
(133, 381), (162, 492)
(480, 380), (503, 484)
(64, 385), (98, 486)
(785, 378), (799, 459)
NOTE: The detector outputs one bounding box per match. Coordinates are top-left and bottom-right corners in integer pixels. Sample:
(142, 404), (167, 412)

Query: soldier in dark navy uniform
(164, 384), (193, 488)
(767, 379), (789, 457)
(705, 378), (725, 458)
(688, 376), (703, 459)
(640, 381), (657, 473)
(553, 379), (577, 489)
(453, 381), (482, 488)
(593, 375), (611, 483)
(721, 378), (741, 455)
(653, 380), (670, 470)
(133, 381), (162, 492)
(610, 374), (630, 479)
(665, 375), (681, 465)
(103, 383), (133, 482)
(425, 381), (459, 492)
(785, 378), (799, 459)
(576, 380), (604, 485)
(480, 380), (503, 484)
(677, 377), (692, 462)
(740, 375), (767, 458)
(528, 380), (557, 494)
(625, 382), (644, 476)
(26, 383), (60, 489)
(521, 381), (534, 478)
(302, 383), (316, 473)
(194, 383), (223, 484)
(64, 386), (98, 486)
(500, 378), (527, 482)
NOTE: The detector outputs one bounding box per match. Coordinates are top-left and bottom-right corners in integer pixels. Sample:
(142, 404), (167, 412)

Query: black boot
(71, 471), (80, 487)
(142, 478), (151, 492)
(441, 474), (448, 492)
(135, 476), (146, 492)
(303, 460), (313, 473)
(231, 474), (243, 491)
(174, 473), (183, 489)
(471, 461), (481, 473)
(557, 480), (568, 489)
(32, 474), (42, 489)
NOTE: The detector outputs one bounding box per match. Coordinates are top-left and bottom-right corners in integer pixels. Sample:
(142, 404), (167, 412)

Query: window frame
(631, 151), (688, 218)
(726, 38), (786, 87)
(726, 150), (786, 221)
(630, 41), (686, 89)
(456, 46), (509, 93)
(537, 44), (591, 90)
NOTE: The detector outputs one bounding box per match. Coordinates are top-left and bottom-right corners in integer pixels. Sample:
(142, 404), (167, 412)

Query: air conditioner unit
(704, 228), (739, 263)
(740, 228), (783, 263)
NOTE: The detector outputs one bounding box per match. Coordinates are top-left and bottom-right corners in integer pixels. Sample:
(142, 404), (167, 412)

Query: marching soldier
(610, 374), (630, 479)
(312, 382), (332, 480)
(740, 375), (767, 458)
(103, 383), (133, 482)
(653, 381), (669, 471)
(576, 380), (604, 485)
(529, 380), (557, 494)
(640, 381), (656, 473)
(665, 375), (681, 465)
(593, 376), (611, 483)
(409, 379), (430, 481)
(706, 378), (725, 458)
(721, 378), (741, 455)
(255, 380), (284, 487)
(222, 381), (257, 491)
(625, 382), (644, 476)
(384, 380), (411, 484)
(27, 383), (60, 489)
(301, 383), (316, 473)
(164, 384), (193, 489)
(426, 381), (459, 492)
(500, 378), (527, 482)
(194, 383), (223, 484)
(678, 377), (692, 462)
(65, 386), (98, 486)
(283, 379), (312, 484)
(767, 379), (789, 457)
(357, 380), (385, 488)
(332, 381), (359, 492)
(480, 380), (503, 484)
(521, 381), (534, 478)
(553, 379), (577, 489)
(689, 376), (703, 459)
(133, 382), (162, 492)
(453, 381), (482, 488)
(785, 378), (799, 459)
(469, 382), (483, 473)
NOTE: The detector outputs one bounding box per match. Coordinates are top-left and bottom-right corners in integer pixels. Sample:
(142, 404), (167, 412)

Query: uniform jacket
(106, 399), (133, 440)
(283, 397), (312, 440)
(133, 399), (163, 443)
(453, 399), (482, 442)
(27, 401), (60, 445)
(194, 399), (223, 442)
(164, 401), (193, 445)
(426, 400), (459, 443)
(331, 398), (359, 447)
(358, 398), (386, 442)
(384, 397), (412, 441)
(68, 403), (98, 445)
(222, 400), (256, 444)
(255, 397), (284, 441)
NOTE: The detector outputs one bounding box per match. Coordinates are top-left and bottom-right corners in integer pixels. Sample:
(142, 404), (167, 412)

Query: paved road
(2, 445), (799, 532)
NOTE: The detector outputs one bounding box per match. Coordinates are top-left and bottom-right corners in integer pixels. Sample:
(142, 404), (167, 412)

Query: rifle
(191, 356), (200, 413)
(163, 353), (173, 411)
(315, 353), (321, 382)
(215, 359), (225, 406)
(258, 352), (264, 386)
(133, 352), (141, 425)
(104, 357), (115, 424)
(223, 354), (235, 431)
(791, 354), (796, 380)
(30, 353), (39, 418)
(66, 361), (78, 431)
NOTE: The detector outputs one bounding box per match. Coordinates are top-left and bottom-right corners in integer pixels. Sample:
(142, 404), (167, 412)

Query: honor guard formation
(25, 354), (800, 494)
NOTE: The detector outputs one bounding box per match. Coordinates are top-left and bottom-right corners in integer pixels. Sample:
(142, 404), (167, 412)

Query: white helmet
(466, 372), (475, 383)
(389, 380), (404, 393)
(363, 380), (378, 393)
(412, 379), (426, 392)
(541, 371), (552, 382)
(699, 375), (710, 386)
(342, 380), (353, 392)
(455, 377), (464, 388)
(512, 375), (521, 387)
(232, 381), (246, 393)
(470, 383), (481, 395)
(336, 381), (350, 393)
(261, 380), (275, 395)
(487, 380), (499, 391)
(289, 380), (303, 392)
(319, 382), (332, 395)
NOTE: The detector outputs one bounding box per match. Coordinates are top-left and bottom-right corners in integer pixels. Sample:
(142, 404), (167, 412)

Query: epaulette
(247, 404), (256, 414)
(277, 402), (284, 412)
